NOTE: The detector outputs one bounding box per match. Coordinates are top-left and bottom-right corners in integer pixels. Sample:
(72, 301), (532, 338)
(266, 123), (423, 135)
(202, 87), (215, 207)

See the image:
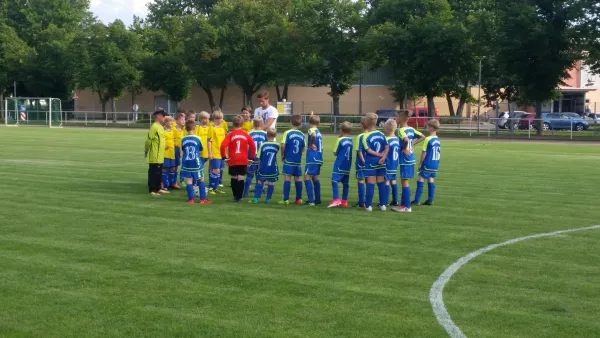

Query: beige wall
(74, 85), (474, 117)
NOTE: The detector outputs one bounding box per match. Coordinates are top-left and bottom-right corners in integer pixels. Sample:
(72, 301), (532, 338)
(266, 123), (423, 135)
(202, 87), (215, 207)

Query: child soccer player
(220, 115), (257, 201)
(208, 110), (227, 194)
(391, 110), (426, 213)
(384, 119), (400, 206)
(413, 119), (441, 206)
(362, 112), (390, 211)
(250, 128), (279, 204)
(328, 121), (353, 208)
(162, 116), (177, 190)
(173, 111), (185, 188)
(196, 111), (211, 165)
(244, 117), (267, 197)
(354, 118), (367, 208)
(304, 115), (323, 206)
(279, 114), (306, 205)
(210, 107), (229, 188)
(181, 120), (212, 204)
(241, 106), (254, 133)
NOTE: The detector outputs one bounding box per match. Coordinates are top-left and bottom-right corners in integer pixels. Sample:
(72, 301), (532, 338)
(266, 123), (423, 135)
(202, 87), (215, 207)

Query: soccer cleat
(423, 200), (433, 206)
(411, 200), (421, 206)
(341, 200), (349, 208)
(315, 201), (322, 206)
(392, 206), (412, 213)
(379, 205), (387, 211)
(215, 189), (226, 195)
(365, 206), (373, 212)
(218, 184), (224, 188)
(390, 202), (399, 207)
(295, 199), (303, 205)
(278, 200), (290, 205)
(328, 199), (342, 208)
(265, 199), (271, 204)
(172, 184), (181, 189)
(150, 192), (161, 197)
(354, 202), (364, 208)
(158, 189), (170, 194)
(249, 198), (259, 204)
(199, 199), (213, 204)
(306, 202), (316, 207)
(208, 189), (216, 195)
(187, 200), (195, 205)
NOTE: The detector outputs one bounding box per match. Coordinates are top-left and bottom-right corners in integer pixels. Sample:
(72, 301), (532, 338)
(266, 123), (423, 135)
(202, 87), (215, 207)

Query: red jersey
(220, 129), (257, 166)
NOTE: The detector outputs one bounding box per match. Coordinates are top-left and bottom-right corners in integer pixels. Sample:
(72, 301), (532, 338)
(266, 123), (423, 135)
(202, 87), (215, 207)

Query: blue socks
(342, 183), (349, 201)
(199, 181), (207, 200)
(169, 172), (177, 187)
(295, 181), (303, 201)
(402, 186), (411, 208)
(428, 182), (436, 203)
(186, 183), (194, 200)
(332, 181), (340, 200)
(305, 180), (314, 203)
(283, 181), (291, 201)
(415, 181), (425, 204)
(358, 182), (365, 206)
(267, 185), (275, 200)
(209, 172), (220, 190)
(314, 180), (321, 203)
(162, 172), (169, 189)
(377, 182), (388, 206)
(253, 182), (264, 200)
(245, 173), (254, 196)
(365, 183), (375, 208)
(219, 169), (223, 185)
(391, 183), (399, 205)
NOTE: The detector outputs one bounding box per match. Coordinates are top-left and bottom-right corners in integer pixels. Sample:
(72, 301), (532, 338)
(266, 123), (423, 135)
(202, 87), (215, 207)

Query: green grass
(1, 127), (600, 338)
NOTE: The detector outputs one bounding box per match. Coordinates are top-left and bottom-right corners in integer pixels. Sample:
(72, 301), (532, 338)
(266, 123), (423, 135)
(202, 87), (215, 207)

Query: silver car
(584, 113), (600, 125)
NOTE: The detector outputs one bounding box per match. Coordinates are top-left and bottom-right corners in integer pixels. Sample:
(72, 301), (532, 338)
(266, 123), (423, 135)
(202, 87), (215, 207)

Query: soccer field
(1, 127), (599, 337)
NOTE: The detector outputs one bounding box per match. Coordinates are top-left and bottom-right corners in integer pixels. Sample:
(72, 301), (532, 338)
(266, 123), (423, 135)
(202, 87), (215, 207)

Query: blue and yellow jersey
(421, 136), (441, 172)
(355, 132), (367, 171)
(397, 126), (425, 165)
(210, 120), (229, 133)
(164, 127), (176, 160)
(173, 125), (184, 148)
(195, 125), (210, 158)
(242, 121), (253, 133)
(306, 127), (323, 164)
(281, 129), (306, 165)
(333, 136), (353, 175)
(257, 142), (280, 177)
(181, 135), (204, 171)
(362, 130), (388, 168)
(208, 124), (227, 159)
(249, 130), (268, 162)
(386, 136), (400, 173)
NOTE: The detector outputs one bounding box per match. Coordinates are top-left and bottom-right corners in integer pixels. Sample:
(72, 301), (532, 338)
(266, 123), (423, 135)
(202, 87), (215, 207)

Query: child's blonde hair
(213, 110), (224, 120)
(340, 121), (352, 134)
(267, 128), (277, 139)
(212, 106), (222, 114)
(309, 115), (320, 126)
(427, 119), (440, 131)
(199, 111), (210, 120)
(384, 118), (397, 130)
(397, 109), (410, 119)
(363, 112), (378, 127)
(164, 116), (174, 127)
(253, 116), (264, 128)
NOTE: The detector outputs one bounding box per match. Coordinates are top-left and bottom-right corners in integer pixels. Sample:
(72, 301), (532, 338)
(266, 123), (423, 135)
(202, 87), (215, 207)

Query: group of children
(158, 106), (441, 212)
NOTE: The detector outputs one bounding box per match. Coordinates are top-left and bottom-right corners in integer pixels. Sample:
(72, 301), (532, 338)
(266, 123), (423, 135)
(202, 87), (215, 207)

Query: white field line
(430, 225), (600, 338)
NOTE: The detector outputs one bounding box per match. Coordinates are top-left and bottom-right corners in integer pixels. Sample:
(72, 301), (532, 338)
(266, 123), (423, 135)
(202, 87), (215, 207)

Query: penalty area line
(429, 225), (600, 338)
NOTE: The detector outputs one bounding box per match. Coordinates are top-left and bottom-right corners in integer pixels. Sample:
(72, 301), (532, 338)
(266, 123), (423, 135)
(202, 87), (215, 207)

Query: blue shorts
(164, 158), (177, 168)
(385, 172), (397, 181)
(257, 174), (279, 183)
(355, 168), (365, 180)
(174, 146), (181, 167)
(400, 165), (415, 179)
(283, 164), (302, 177)
(180, 170), (204, 181)
(363, 165), (386, 177)
(419, 170), (437, 179)
(201, 158), (208, 165)
(332, 173), (350, 184)
(305, 163), (322, 176)
(210, 159), (223, 169)
(248, 163), (258, 173)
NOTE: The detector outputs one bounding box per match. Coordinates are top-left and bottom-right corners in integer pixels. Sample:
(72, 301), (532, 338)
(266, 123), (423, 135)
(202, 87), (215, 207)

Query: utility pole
(477, 58), (483, 133)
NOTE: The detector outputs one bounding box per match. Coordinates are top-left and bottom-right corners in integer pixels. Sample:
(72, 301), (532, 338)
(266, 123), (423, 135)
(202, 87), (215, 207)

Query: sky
(90, 0), (151, 26)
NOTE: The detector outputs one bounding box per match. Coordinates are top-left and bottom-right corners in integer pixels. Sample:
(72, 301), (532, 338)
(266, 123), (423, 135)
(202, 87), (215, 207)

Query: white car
(584, 113), (600, 125)
(497, 111), (528, 129)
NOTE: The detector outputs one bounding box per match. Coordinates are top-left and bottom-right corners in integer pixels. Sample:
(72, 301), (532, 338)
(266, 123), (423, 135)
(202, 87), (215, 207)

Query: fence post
(85, 112), (88, 126)
(488, 119), (491, 138)
(469, 117), (472, 136)
(528, 120), (531, 139)
(127, 112), (130, 126)
(570, 119), (573, 140)
(105, 112), (108, 126)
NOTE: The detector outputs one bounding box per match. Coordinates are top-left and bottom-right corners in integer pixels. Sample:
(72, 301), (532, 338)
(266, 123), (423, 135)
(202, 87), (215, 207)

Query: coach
(254, 91), (279, 131)
(145, 109), (167, 196)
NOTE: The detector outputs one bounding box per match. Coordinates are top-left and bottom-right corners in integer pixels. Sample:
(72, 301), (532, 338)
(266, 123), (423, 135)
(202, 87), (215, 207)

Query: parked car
(584, 112), (600, 125)
(497, 111), (529, 129)
(519, 113), (536, 130)
(537, 113), (590, 131)
(375, 107), (439, 128)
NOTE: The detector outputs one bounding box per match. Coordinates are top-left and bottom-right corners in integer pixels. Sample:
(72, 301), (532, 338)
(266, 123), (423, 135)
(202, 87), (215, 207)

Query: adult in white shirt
(253, 91), (279, 131)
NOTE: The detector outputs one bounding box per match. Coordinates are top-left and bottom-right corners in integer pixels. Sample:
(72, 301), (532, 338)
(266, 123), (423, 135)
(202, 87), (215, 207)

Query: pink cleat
(341, 200), (349, 208)
(328, 199), (342, 208)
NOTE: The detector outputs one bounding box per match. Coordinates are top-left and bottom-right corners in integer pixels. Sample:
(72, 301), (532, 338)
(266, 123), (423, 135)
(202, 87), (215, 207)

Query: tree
(142, 17), (193, 105)
(147, 0), (219, 26)
(211, 0), (290, 106)
(295, 0), (367, 115)
(494, 0), (588, 135)
(0, 23), (31, 98)
(75, 20), (145, 116)
(370, 0), (470, 117)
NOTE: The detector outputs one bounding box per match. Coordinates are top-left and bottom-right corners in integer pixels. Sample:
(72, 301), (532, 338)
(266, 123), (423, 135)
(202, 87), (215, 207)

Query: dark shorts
(229, 165), (247, 176)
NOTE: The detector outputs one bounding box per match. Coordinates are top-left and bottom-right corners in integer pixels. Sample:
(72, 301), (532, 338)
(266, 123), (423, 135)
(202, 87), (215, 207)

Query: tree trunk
(282, 81), (289, 101)
(275, 84), (282, 102)
(219, 86), (226, 109)
(111, 98), (117, 123)
(445, 91), (455, 117)
(244, 90), (253, 108)
(456, 96), (466, 117)
(332, 94), (340, 116)
(535, 101), (543, 136)
(426, 94), (435, 118)
(201, 87), (216, 111)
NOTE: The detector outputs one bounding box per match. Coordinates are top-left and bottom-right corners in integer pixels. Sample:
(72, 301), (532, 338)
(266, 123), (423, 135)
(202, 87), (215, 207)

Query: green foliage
(147, 0), (219, 26)
(0, 23), (31, 96)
